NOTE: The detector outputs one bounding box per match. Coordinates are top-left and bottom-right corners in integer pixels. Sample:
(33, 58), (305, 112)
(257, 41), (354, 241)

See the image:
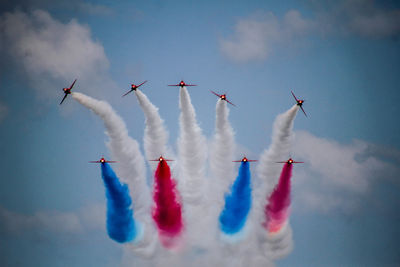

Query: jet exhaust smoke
(71, 91), (301, 265)
(219, 161), (252, 235)
(210, 100), (236, 209)
(254, 104), (298, 259)
(72, 92), (157, 256)
(152, 160), (183, 248)
(100, 162), (137, 243)
(135, 90), (169, 170)
(178, 86), (207, 205)
(264, 163), (292, 233)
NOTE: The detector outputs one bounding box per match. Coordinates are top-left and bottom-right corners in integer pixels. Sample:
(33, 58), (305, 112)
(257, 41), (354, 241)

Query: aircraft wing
(185, 84), (197, 86)
(210, 90), (221, 97)
(69, 79), (77, 89)
(300, 106), (307, 117)
(168, 84), (179, 86)
(225, 99), (236, 106)
(291, 91), (298, 102)
(59, 94), (68, 105)
(137, 80), (147, 87)
(122, 90), (133, 97)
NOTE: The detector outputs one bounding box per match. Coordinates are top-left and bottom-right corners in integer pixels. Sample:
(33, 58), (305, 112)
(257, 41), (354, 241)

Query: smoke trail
(152, 160), (183, 248)
(219, 161), (252, 235)
(264, 163), (292, 233)
(210, 100), (236, 208)
(135, 89), (169, 169)
(178, 86), (207, 204)
(254, 104), (298, 259)
(100, 162), (136, 243)
(72, 92), (157, 256)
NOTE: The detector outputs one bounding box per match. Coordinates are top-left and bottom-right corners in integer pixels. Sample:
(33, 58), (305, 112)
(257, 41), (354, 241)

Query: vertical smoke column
(135, 89), (169, 170)
(177, 86), (208, 246)
(219, 160), (252, 235)
(72, 92), (156, 256)
(255, 104), (298, 259)
(210, 100), (236, 208)
(152, 159), (183, 248)
(264, 163), (292, 233)
(100, 162), (137, 243)
(178, 86), (207, 204)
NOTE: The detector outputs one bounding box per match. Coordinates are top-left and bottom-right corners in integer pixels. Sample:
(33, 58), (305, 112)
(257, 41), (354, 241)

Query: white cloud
(220, 10), (314, 62)
(0, 204), (105, 236)
(0, 9), (114, 101)
(291, 131), (399, 213)
(220, 2), (400, 62)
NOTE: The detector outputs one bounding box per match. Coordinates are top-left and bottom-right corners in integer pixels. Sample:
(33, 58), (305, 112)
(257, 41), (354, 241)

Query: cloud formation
(312, 0), (400, 38)
(0, 9), (113, 100)
(0, 204), (105, 237)
(220, 10), (313, 62)
(292, 130), (399, 213)
(221, 1), (400, 62)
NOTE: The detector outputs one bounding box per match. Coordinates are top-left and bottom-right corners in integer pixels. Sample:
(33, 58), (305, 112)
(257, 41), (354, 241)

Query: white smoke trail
(210, 100), (236, 206)
(177, 86), (208, 247)
(178, 87), (207, 204)
(72, 92), (157, 256)
(254, 104), (299, 259)
(135, 89), (170, 170)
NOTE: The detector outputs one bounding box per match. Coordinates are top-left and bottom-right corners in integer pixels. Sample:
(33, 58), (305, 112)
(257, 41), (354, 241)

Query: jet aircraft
(60, 79), (77, 105)
(233, 156), (257, 162)
(122, 80), (147, 97)
(276, 158), (304, 164)
(291, 91), (307, 117)
(168, 80), (196, 88)
(89, 157), (117, 164)
(149, 156), (173, 162)
(211, 91), (236, 106)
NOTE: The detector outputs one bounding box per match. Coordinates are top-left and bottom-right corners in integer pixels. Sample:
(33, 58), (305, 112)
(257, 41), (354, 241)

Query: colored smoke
(72, 92), (157, 256)
(254, 104), (298, 259)
(101, 162), (137, 243)
(152, 160), (183, 248)
(219, 161), (252, 235)
(265, 163), (292, 233)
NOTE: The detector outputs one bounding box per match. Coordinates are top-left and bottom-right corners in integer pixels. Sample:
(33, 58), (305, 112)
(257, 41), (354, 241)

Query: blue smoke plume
(101, 162), (137, 243)
(219, 161), (252, 235)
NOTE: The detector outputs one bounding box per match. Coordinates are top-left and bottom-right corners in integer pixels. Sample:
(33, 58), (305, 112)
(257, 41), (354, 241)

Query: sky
(0, 0), (400, 266)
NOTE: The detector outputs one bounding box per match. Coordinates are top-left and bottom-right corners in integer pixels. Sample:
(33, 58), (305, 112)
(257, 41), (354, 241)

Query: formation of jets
(61, 79), (307, 165)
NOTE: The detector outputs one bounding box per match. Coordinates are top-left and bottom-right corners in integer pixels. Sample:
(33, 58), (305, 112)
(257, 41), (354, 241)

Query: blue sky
(0, 0), (400, 266)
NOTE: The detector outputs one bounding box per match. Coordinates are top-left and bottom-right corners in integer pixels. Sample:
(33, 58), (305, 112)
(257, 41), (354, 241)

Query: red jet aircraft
(233, 156), (257, 163)
(89, 157), (117, 164)
(60, 79), (77, 105)
(276, 158), (304, 164)
(211, 91), (236, 106)
(122, 80), (147, 97)
(168, 80), (197, 88)
(149, 156), (174, 162)
(291, 91), (307, 117)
